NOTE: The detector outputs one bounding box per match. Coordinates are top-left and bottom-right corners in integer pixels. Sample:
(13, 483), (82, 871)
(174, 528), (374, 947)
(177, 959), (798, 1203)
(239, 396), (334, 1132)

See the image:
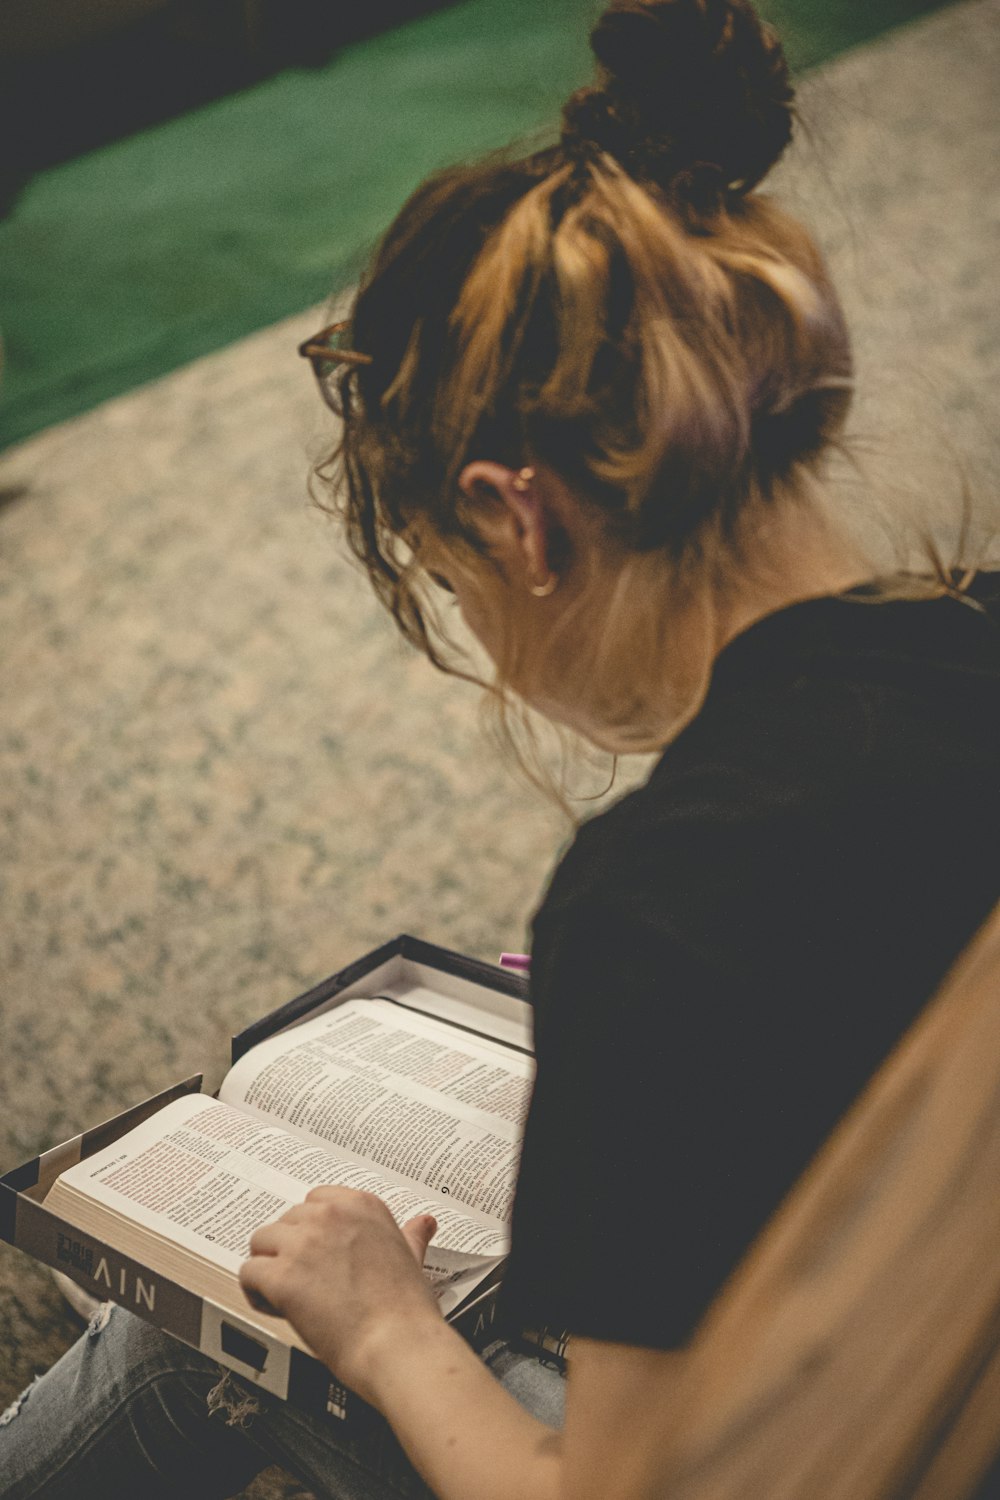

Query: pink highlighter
(499, 952), (531, 975)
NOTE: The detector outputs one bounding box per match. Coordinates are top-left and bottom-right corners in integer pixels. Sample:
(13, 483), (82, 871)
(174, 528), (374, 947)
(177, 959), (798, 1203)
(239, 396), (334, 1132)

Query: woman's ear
(457, 461), (559, 592)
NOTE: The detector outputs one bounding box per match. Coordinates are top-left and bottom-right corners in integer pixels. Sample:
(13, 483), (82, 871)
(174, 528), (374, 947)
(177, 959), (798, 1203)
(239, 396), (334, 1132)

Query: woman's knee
(84, 1302), (216, 1387)
(43, 1300), (255, 1447)
(1, 1305), (265, 1500)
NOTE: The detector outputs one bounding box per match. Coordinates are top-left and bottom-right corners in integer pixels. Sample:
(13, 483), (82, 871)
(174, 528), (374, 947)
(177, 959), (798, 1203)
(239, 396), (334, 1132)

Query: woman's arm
(239, 1186), (686, 1500)
(367, 1322), (686, 1500)
(363, 1312), (562, 1500)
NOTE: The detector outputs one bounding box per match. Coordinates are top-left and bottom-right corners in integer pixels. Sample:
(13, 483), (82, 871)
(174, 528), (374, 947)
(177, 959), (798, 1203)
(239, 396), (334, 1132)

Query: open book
(46, 995), (535, 1354)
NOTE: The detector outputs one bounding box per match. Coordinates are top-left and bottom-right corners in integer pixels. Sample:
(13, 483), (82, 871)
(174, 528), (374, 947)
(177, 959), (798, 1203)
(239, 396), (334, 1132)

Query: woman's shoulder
(537, 582), (1000, 929)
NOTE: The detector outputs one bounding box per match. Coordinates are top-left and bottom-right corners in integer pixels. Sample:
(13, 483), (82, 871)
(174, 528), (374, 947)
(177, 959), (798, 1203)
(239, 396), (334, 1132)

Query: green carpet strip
(0, 0), (959, 449)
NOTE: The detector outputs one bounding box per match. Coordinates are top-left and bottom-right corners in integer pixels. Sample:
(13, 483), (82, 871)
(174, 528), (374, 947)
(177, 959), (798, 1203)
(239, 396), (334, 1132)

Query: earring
(514, 467), (553, 594)
(530, 573), (559, 598)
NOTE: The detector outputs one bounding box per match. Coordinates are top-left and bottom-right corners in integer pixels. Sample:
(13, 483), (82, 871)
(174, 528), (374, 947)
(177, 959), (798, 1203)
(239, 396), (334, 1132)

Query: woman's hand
(241, 1196), (686, 1500)
(239, 1186), (442, 1402)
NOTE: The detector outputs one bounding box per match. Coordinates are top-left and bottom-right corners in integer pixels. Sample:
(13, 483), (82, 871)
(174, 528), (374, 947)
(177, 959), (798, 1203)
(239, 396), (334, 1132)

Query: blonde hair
(315, 0), (976, 784)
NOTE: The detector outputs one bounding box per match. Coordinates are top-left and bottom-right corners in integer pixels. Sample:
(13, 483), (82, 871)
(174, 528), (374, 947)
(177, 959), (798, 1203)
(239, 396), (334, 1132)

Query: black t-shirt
(500, 579), (1000, 1349)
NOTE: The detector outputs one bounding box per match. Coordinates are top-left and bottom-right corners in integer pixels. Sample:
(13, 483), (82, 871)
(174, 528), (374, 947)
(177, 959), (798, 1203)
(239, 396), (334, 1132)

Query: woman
(3, 2), (998, 1497)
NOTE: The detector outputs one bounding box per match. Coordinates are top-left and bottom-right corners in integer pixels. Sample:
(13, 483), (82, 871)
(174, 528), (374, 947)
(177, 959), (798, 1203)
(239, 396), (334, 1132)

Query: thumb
(401, 1212), (437, 1266)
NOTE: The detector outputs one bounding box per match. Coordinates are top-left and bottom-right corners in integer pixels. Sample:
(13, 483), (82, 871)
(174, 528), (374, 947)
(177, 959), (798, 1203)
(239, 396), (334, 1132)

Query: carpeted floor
(0, 3), (998, 1497)
(0, 0), (963, 450)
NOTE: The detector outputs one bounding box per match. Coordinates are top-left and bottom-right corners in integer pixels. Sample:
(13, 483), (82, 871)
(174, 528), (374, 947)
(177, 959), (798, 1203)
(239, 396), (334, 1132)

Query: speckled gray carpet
(1, 4), (998, 1497)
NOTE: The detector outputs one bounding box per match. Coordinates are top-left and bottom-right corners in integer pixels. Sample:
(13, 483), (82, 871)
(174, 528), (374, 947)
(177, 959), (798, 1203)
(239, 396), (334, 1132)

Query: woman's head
(319, 0), (856, 749)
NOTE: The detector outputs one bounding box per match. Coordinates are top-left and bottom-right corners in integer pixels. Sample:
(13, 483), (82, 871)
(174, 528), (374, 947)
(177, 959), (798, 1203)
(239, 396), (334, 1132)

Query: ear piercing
(530, 574), (559, 598)
(512, 467), (558, 596)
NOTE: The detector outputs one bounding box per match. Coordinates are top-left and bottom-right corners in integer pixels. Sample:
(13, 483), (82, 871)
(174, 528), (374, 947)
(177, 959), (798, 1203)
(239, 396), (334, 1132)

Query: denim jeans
(0, 1303), (565, 1500)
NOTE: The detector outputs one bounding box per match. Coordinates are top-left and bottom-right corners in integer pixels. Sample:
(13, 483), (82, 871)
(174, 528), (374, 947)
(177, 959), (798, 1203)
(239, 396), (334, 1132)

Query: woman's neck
(709, 508), (873, 660)
(590, 503), (873, 755)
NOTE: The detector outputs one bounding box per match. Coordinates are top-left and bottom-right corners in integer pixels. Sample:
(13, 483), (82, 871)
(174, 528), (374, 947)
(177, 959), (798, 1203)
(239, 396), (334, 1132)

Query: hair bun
(561, 0), (794, 202)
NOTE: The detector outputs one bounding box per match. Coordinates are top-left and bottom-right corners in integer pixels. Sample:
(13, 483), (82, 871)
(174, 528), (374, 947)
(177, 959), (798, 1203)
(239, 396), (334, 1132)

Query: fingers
(247, 1221), (286, 1257)
(238, 1253), (285, 1318)
(401, 1213), (438, 1266)
(245, 1190), (432, 1281)
(239, 1196), (438, 1359)
(304, 1185), (391, 1219)
(247, 1189), (381, 1256)
(305, 1184), (356, 1204)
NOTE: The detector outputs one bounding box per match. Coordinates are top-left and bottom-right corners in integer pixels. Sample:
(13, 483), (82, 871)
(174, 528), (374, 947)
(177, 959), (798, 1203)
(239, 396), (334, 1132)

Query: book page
(220, 998), (534, 1224)
(49, 1094), (505, 1314)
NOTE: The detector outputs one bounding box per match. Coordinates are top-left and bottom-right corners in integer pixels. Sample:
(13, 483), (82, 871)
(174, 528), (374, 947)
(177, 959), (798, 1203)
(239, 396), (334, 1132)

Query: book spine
(5, 1183), (567, 1423)
(7, 1188), (357, 1416)
(13, 1193), (204, 1346)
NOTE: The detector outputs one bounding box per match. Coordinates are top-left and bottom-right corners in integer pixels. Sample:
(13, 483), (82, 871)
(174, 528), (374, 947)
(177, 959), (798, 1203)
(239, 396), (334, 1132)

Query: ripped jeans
(0, 1304), (565, 1500)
